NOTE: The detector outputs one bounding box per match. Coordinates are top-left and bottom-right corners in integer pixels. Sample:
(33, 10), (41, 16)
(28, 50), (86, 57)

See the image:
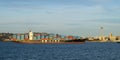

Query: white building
(29, 30), (33, 40)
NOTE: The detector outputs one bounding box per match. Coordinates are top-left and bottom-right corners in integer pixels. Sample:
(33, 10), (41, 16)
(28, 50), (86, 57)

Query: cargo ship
(12, 39), (85, 44)
(6, 30), (85, 44)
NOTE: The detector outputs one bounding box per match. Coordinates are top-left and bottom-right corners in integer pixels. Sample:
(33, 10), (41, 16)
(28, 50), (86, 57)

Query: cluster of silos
(33, 33), (49, 40)
(33, 34), (41, 40)
(12, 34), (29, 41)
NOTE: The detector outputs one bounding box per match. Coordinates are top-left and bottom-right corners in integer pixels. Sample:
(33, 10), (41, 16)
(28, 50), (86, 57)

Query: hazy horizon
(0, 0), (120, 37)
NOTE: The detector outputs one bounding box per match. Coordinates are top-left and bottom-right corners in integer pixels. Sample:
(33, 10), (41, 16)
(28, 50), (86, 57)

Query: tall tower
(100, 27), (104, 40)
(29, 30), (33, 40)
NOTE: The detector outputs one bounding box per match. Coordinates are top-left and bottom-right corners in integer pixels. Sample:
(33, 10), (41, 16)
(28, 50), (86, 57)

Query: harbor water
(0, 41), (120, 60)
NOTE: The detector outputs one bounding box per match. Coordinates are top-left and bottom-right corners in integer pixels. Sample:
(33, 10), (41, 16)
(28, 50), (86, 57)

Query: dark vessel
(64, 39), (85, 42)
(62, 39), (86, 44)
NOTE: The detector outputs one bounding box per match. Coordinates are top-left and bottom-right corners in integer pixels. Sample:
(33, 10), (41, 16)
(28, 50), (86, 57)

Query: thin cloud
(91, 19), (120, 24)
(0, 21), (48, 25)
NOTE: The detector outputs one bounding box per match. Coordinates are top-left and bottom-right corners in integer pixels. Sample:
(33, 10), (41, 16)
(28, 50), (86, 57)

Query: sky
(0, 0), (120, 37)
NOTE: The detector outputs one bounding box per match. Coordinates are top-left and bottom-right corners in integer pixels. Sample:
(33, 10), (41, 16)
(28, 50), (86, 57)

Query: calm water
(0, 41), (120, 60)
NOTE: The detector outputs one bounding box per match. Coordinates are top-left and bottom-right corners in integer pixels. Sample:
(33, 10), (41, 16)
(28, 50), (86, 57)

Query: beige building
(109, 33), (117, 42)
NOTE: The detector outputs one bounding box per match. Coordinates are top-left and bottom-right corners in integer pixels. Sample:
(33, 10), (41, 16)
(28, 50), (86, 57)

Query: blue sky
(0, 0), (120, 37)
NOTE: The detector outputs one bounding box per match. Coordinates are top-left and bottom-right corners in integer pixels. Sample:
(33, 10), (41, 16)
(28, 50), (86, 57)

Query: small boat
(110, 40), (120, 43)
(115, 40), (120, 43)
